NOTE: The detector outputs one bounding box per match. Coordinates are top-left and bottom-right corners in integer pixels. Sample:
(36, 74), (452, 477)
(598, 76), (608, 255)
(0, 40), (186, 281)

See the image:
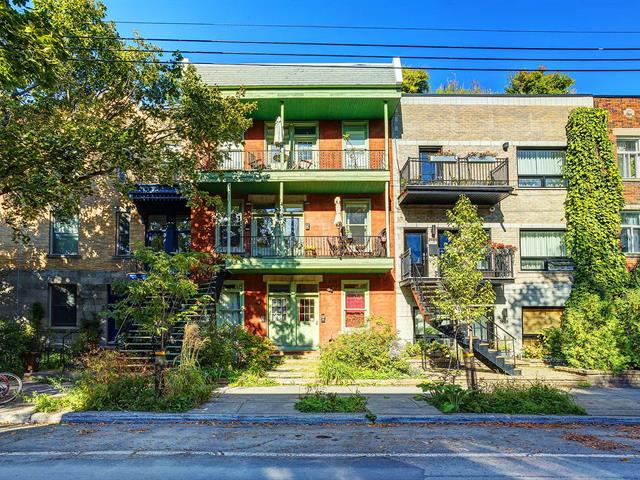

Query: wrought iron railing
(212, 149), (387, 171)
(400, 248), (514, 280)
(399, 157), (510, 188)
(225, 235), (387, 258)
(468, 318), (517, 371)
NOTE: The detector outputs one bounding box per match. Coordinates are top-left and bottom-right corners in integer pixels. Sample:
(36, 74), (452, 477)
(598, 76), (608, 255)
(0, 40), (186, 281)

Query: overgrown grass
(318, 321), (412, 385)
(419, 381), (587, 415)
(228, 370), (279, 387)
(295, 391), (367, 413)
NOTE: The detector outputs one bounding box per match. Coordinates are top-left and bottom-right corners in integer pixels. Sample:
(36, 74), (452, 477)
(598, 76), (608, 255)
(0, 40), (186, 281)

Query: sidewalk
(194, 385), (441, 417)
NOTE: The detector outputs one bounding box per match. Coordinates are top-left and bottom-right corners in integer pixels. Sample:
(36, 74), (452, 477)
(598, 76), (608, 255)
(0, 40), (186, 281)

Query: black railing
(213, 149), (387, 171)
(399, 157), (510, 188)
(468, 318), (517, 371)
(400, 248), (514, 280)
(228, 235), (387, 258)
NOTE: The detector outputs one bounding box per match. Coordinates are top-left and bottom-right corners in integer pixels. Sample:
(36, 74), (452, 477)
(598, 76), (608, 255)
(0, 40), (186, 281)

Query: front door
(405, 231), (428, 277)
(268, 283), (319, 350)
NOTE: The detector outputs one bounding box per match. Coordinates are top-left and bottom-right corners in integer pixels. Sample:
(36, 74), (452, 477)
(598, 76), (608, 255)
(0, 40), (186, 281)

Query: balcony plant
(466, 151), (497, 163)
(488, 241), (516, 256)
(429, 150), (457, 163)
(304, 245), (318, 257)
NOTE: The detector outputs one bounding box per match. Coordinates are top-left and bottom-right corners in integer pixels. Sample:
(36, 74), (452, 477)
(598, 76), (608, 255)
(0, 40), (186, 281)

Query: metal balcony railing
(399, 157), (510, 188)
(400, 248), (514, 280)
(212, 149), (387, 171)
(224, 235), (387, 258)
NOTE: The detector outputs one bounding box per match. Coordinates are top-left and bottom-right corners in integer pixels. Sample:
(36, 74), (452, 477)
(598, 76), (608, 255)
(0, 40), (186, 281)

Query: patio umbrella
(274, 116), (284, 145)
(334, 196), (343, 230)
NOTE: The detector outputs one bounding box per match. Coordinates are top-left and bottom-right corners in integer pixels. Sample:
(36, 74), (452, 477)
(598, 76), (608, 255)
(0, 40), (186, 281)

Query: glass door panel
(268, 296), (295, 348)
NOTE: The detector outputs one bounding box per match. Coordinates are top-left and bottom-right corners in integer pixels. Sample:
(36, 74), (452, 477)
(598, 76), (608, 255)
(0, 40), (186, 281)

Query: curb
(60, 411), (640, 426)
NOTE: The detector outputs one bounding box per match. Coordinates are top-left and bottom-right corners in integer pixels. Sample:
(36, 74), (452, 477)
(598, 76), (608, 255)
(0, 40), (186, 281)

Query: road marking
(1, 451), (639, 459)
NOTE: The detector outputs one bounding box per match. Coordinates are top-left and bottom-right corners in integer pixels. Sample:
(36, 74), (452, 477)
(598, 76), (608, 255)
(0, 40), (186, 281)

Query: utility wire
(64, 46), (640, 62)
(66, 35), (640, 52)
(107, 20), (640, 35)
(58, 58), (640, 72)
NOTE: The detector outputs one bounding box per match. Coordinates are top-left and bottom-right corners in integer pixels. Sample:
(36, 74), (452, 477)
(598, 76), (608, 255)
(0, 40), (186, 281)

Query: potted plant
(304, 245), (317, 257)
(467, 150), (497, 163)
(429, 150), (457, 163)
(345, 227), (353, 242)
(488, 241), (517, 256)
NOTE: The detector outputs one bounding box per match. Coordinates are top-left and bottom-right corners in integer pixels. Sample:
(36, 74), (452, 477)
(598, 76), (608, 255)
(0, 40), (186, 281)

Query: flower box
(468, 155), (496, 163)
(429, 155), (457, 163)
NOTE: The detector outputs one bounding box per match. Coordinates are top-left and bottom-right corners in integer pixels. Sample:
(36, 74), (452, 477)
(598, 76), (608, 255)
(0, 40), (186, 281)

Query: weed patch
(295, 391), (367, 413)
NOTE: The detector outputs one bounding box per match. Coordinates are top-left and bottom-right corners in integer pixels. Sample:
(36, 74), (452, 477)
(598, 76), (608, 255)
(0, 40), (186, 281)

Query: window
(50, 284), (77, 327)
(520, 230), (572, 271)
(50, 214), (79, 255)
(298, 298), (315, 323)
(522, 307), (563, 346)
(517, 149), (566, 188)
(342, 281), (369, 329)
(216, 201), (243, 252)
(618, 138), (640, 179)
(217, 281), (243, 326)
(146, 215), (167, 252)
(343, 123), (369, 169)
(344, 201), (370, 240)
(622, 211), (640, 254)
(115, 211), (130, 256)
(145, 213), (190, 253)
(175, 214), (191, 253)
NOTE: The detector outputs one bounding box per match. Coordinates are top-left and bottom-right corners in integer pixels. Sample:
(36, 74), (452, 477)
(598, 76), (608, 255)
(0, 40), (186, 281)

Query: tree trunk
(464, 323), (477, 389)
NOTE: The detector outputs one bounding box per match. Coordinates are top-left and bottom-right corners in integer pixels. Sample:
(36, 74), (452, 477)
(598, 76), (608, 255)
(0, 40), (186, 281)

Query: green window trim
(216, 280), (244, 327)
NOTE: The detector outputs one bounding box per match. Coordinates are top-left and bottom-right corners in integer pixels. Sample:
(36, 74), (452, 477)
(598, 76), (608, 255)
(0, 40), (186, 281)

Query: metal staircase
(408, 264), (521, 376)
(115, 270), (228, 368)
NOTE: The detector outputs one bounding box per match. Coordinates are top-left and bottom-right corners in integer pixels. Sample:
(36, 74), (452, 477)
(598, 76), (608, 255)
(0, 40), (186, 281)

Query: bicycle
(0, 373), (23, 405)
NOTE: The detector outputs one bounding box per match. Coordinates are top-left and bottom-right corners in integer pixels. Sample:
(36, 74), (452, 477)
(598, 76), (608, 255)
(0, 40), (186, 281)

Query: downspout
(384, 101), (390, 257)
(226, 182), (231, 254)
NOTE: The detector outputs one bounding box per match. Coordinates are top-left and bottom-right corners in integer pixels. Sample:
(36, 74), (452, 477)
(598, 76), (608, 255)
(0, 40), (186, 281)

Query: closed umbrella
(334, 196), (343, 230)
(274, 116), (284, 145)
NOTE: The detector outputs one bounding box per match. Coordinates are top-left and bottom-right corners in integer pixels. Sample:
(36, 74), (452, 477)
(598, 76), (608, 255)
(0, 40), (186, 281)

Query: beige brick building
(392, 95), (594, 349)
(0, 182), (144, 342)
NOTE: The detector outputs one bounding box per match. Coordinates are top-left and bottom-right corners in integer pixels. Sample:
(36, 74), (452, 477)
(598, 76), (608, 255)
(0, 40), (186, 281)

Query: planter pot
(305, 250), (317, 257)
(468, 155), (496, 163)
(23, 351), (41, 373)
(429, 155), (456, 163)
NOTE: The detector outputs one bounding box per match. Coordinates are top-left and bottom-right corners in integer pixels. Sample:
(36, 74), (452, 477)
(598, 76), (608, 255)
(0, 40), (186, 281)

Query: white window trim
(341, 121), (370, 150)
(617, 137), (640, 179)
(622, 211), (640, 254)
(343, 199), (372, 238)
(341, 280), (370, 331)
(215, 200), (244, 253)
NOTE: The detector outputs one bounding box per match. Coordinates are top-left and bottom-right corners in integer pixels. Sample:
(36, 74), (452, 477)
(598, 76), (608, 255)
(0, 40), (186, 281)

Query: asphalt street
(1, 421), (640, 479)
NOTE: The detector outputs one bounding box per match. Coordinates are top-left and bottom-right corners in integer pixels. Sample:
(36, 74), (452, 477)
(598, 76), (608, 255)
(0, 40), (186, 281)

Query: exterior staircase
(409, 274), (521, 376)
(265, 352), (321, 385)
(115, 270), (228, 368)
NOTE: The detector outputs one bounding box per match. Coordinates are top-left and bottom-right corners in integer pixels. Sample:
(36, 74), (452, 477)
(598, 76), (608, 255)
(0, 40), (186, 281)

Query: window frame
(516, 148), (567, 189)
(49, 213), (80, 256)
(216, 280), (244, 327)
(343, 199), (371, 239)
(341, 280), (370, 330)
(622, 211), (640, 254)
(49, 283), (78, 329)
(617, 137), (640, 179)
(215, 200), (244, 253)
(519, 229), (572, 272)
(115, 211), (131, 257)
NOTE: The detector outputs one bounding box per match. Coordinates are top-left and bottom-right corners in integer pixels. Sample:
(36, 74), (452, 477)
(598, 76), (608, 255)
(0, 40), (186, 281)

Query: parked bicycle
(0, 373), (23, 405)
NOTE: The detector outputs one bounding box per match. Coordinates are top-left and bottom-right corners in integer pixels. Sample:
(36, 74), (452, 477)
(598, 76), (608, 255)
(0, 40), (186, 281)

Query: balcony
(399, 248), (514, 285)
(398, 157), (513, 205)
(199, 149), (389, 195)
(223, 235), (393, 273)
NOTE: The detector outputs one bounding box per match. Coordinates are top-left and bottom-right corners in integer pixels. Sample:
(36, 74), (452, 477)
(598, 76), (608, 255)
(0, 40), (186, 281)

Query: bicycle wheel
(0, 373), (23, 405)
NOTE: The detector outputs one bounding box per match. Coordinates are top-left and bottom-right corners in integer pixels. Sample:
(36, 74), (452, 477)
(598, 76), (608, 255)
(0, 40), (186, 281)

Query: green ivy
(564, 107), (627, 297)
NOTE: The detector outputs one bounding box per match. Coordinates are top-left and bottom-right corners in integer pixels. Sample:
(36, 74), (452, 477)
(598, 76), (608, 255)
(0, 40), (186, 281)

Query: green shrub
(0, 317), (33, 374)
(199, 324), (277, 380)
(295, 391), (367, 413)
(29, 350), (213, 412)
(318, 322), (411, 384)
(419, 381), (586, 415)
(72, 314), (102, 355)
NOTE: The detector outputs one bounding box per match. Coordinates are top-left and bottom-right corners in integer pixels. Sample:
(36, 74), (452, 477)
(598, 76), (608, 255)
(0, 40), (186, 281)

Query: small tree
(433, 195), (495, 387)
(435, 78), (488, 94)
(402, 68), (430, 93)
(505, 66), (575, 94)
(111, 247), (215, 394)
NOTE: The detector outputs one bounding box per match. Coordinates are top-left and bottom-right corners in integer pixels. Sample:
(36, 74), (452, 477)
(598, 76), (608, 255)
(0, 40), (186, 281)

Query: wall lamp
(502, 142), (510, 151)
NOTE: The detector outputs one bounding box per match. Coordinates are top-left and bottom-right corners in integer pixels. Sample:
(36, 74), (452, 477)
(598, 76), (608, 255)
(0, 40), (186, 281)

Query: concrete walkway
(572, 387), (640, 416)
(194, 385), (442, 416)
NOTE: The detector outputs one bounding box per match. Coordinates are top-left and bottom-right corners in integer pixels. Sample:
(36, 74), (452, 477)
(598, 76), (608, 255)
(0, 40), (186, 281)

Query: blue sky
(104, 0), (640, 94)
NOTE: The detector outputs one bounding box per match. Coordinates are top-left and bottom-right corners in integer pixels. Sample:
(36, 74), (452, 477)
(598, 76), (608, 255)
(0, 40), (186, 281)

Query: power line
(64, 46), (640, 62)
(67, 35), (640, 52)
(108, 20), (640, 35)
(60, 58), (640, 72)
